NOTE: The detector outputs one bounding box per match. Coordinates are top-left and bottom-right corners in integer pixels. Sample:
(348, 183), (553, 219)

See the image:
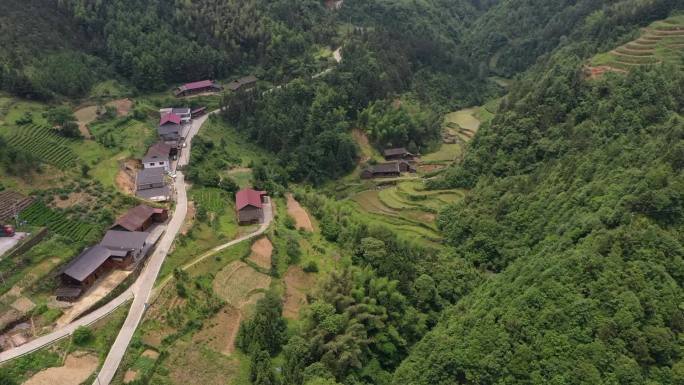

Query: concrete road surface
(94, 172), (188, 385)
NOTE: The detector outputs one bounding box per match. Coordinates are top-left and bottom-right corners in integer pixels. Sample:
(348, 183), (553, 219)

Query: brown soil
(52, 192), (91, 209)
(192, 305), (242, 355)
(141, 326), (175, 348)
(142, 349), (160, 359)
(283, 266), (315, 319)
(418, 164), (445, 173)
(286, 194), (314, 231)
(248, 237), (273, 270)
(23, 351), (98, 385)
(116, 170), (136, 195)
(106, 98), (134, 117)
(124, 370), (138, 384)
(10, 296), (35, 313)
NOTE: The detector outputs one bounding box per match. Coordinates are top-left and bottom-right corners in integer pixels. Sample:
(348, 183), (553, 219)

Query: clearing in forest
(286, 194), (314, 231)
(248, 237), (273, 269)
(23, 351), (98, 385)
(105, 98), (133, 117)
(283, 266), (315, 319)
(73, 105), (99, 138)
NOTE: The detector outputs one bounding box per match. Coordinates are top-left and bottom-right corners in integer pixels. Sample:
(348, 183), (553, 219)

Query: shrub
(303, 261), (318, 273)
(72, 326), (93, 346)
(283, 215), (296, 230)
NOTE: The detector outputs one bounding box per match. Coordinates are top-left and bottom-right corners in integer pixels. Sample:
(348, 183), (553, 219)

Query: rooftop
(383, 147), (410, 157)
(159, 113), (181, 126)
(113, 205), (164, 232)
(236, 188), (266, 210)
(143, 142), (171, 163)
(100, 230), (148, 251)
(178, 80), (217, 91)
(137, 168), (165, 186)
(62, 245), (111, 282)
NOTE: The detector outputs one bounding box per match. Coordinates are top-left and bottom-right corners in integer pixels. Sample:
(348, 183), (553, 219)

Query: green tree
(72, 326), (93, 346)
(250, 349), (278, 385)
(236, 291), (287, 355)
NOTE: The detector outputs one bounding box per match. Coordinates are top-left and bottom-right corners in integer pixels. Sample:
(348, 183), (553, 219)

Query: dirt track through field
(23, 351), (98, 385)
(248, 237), (273, 269)
(286, 194), (313, 231)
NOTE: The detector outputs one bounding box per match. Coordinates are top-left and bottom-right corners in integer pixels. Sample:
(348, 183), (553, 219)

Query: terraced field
(3, 124), (78, 169)
(20, 201), (97, 241)
(588, 15), (684, 75)
(351, 180), (465, 246)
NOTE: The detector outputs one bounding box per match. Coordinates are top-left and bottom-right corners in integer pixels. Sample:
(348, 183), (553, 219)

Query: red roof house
(236, 189), (267, 224)
(174, 80), (222, 97)
(159, 113), (182, 126)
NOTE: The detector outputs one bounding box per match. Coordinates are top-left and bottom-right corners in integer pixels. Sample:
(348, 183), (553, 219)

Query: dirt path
(287, 194), (314, 231)
(56, 270), (131, 327)
(23, 351), (98, 385)
(248, 237), (273, 269)
(74, 105), (99, 139)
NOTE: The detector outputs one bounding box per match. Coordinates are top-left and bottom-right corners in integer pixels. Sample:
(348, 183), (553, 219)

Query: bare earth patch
(52, 192), (91, 209)
(74, 105), (100, 139)
(142, 349), (160, 359)
(212, 261), (271, 309)
(248, 237), (273, 269)
(106, 98), (133, 117)
(23, 351), (98, 385)
(57, 269), (131, 327)
(116, 170), (136, 195)
(286, 194), (314, 231)
(192, 305), (242, 355)
(10, 296), (35, 313)
(283, 266), (315, 319)
(124, 369), (138, 384)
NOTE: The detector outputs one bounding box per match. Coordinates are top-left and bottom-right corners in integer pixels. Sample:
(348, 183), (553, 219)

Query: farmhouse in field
(112, 204), (168, 232)
(227, 75), (258, 92)
(383, 147), (416, 161)
(143, 142), (172, 171)
(136, 168), (169, 202)
(174, 80), (222, 97)
(236, 188), (267, 224)
(361, 161), (416, 179)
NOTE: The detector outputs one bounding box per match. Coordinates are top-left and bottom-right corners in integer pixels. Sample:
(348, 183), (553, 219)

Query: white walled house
(143, 142), (172, 171)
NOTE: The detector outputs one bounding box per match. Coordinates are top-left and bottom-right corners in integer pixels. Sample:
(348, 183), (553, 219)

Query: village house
(112, 204), (168, 232)
(159, 107), (191, 124)
(174, 80), (222, 97)
(227, 75), (258, 92)
(56, 230), (151, 301)
(143, 142), (172, 171)
(236, 188), (267, 224)
(158, 113), (183, 145)
(136, 168), (169, 202)
(99, 230), (149, 263)
(383, 147), (416, 161)
(361, 161), (416, 179)
(191, 107), (207, 118)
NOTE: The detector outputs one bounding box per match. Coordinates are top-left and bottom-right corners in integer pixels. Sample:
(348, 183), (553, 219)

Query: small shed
(383, 147), (415, 161)
(174, 80), (222, 97)
(112, 205), (168, 232)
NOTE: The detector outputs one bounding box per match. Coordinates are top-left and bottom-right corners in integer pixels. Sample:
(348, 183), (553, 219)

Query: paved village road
(93, 172), (188, 385)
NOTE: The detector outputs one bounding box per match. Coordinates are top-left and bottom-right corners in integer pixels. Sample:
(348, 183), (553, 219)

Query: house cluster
(56, 205), (168, 301)
(361, 147), (417, 179)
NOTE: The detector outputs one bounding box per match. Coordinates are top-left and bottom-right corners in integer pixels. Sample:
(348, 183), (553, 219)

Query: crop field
(589, 15), (684, 74)
(20, 201), (97, 241)
(190, 187), (228, 213)
(3, 124), (78, 169)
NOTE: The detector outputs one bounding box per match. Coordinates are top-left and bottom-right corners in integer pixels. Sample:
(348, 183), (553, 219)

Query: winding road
(0, 46), (342, 382)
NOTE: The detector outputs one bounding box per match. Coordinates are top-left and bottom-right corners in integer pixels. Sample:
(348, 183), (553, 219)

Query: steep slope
(394, 43), (684, 385)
